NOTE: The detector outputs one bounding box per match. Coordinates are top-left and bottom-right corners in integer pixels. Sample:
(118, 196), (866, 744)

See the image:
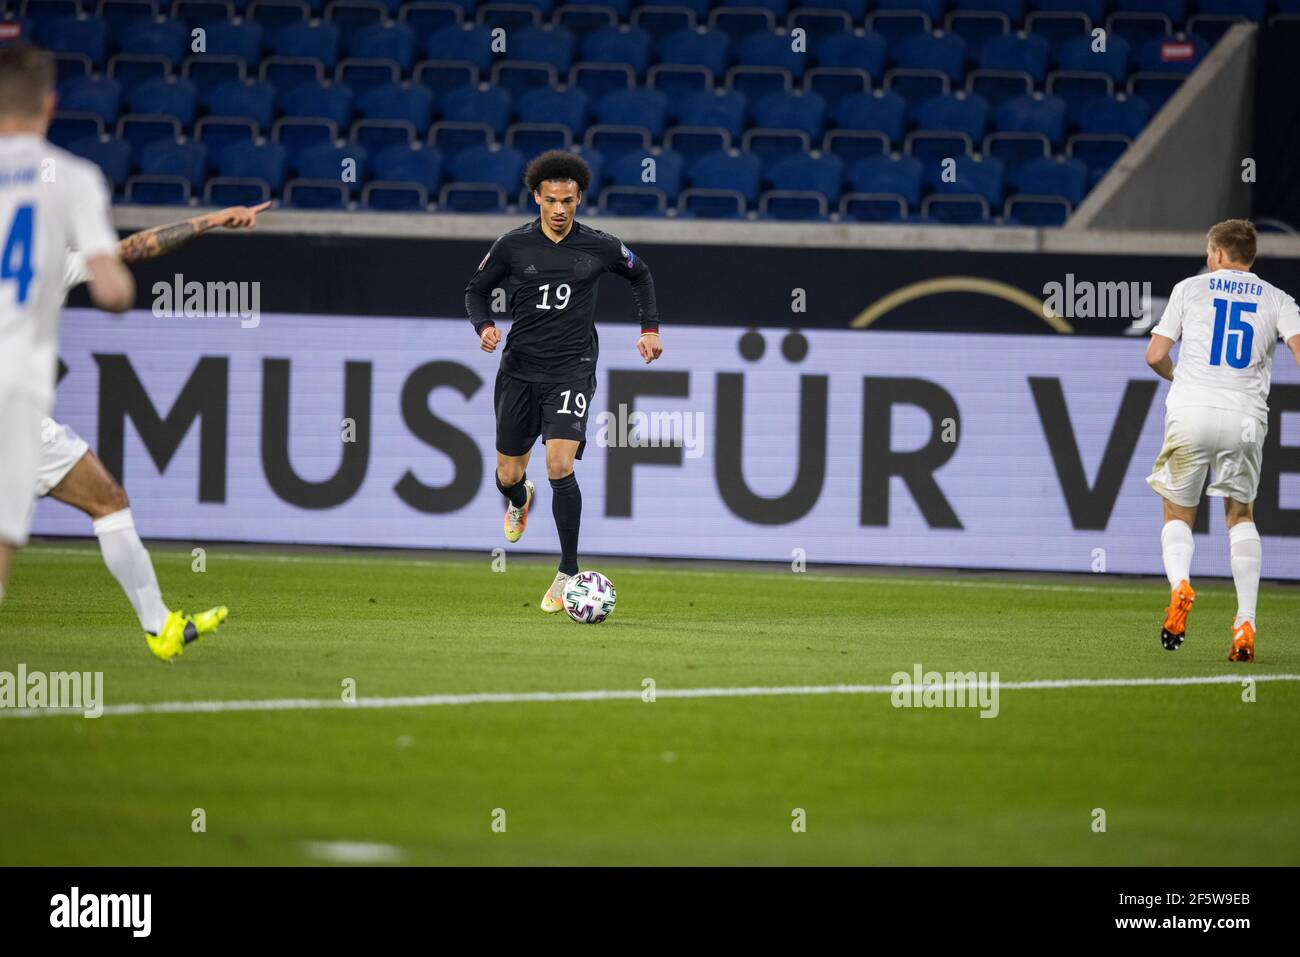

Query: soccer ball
(563, 571), (617, 624)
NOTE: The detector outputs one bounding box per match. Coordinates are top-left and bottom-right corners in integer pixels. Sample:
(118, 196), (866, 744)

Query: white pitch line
(21, 545), (1247, 596)
(3, 674), (1296, 720)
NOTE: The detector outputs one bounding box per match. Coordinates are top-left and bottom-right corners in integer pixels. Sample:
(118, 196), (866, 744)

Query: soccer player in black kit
(465, 151), (663, 612)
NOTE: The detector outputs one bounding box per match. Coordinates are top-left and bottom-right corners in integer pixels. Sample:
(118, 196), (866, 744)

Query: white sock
(1160, 519), (1194, 588)
(93, 508), (169, 634)
(1228, 522), (1261, 627)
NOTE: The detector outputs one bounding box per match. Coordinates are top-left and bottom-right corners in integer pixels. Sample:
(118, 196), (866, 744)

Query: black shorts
(494, 369), (597, 459)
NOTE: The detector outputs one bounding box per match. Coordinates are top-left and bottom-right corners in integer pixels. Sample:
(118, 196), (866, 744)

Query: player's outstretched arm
(1286, 333), (1300, 370)
(116, 202), (271, 264)
(84, 253), (134, 313)
(1146, 333), (1175, 381)
(609, 241), (662, 364)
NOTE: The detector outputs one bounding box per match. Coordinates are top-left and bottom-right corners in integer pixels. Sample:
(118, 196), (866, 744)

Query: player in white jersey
(1145, 219), (1300, 662)
(0, 45), (133, 609)
(37, 202), (267, 660)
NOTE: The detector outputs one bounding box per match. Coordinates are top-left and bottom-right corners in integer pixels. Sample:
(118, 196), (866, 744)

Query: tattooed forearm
(117, 217), (209, 263)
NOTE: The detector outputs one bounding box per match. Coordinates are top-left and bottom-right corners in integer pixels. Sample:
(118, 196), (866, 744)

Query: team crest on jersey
(620, 243), (636, 268)
(574, 256), (594, 278)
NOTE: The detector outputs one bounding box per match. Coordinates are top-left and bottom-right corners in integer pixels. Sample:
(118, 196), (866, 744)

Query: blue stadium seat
(648, 64), (713, 98)
(413, 61), (479, 99)
(96, 0), (155, 39)
(430, 121), (494, 157)
(737, 30), (805, 77)
(118, 18), (188, 66)
(1035, 0), (1104, 20)
(866, 10), (931, 45)
(363, 180), (429, 210)
(206, 80), (277, 129)
(677, 187), (748, 219)
(401, 2), (465, 39)
(964, 68), (1032, 107)
(994, 92), (1067, 146)
(952, 0), (1023, 20)
(687, 149), (761, 204)
(915, 90), (988, 141)
(297, 143), (367, 191)
(261, 58), (326, 103)
(512, 24), (577, 72)
(979, 32), (1050, 83)
(194, 116), (258, 166)
(727, 65), (792, 104)
(282, 80), (354, 127)
(426, 24), (494, 73)
(742, 127), (809, 170)
(558, 5), (619, 38)
(117, 113), (182, 157)
(327, 0), (389, 32)
(204, 176), (272, 206)
(1066, 132), (1128, 184)
(58, 76), (122, 125)
(906, 129), (972, 163)
(802, 67), (870, 108)
(492, 61), (559, 99)
(788, 9), (852, 42)
(677, 89), (747, 138)
(839, 192), (907, 222)
(515, 85), (589, 133)
(877, 0), (943, 19)
(219, 140), (289, 191)
(1025, 11), (1089, 49)
(273, 21), (342, 69)
(1004, 194), (1071, 226)
(658, 27), (730, 77)
(798, 0), (864, 19)
(129, 77), (199, 127)
(201, 21), (264, 64)
(1112, 0), (1185, 21)
(710, 8), (773, 47)
(814, 30), (887, 79)
(336, 59), (401, 97)
(719, 0), (786, 16)
(442, 84), (512, 134)
(373, 143), (444, 193)
(752, 90), (826, 139)
(1017, 155), (1087, 205)
(765, 153), (843, 204)
(477, 2), (543, 30)
(448, 145), (525, 192)
(108, 55), (171, 96)
(507, 122), (571, 154)
(584, 124), (651, 161)
(893, 31), (966, 83)
(173, 1), (235, 28)
(631, 6), (696, 41)
(184, 55), (247, 98)
(358, 82), (434, 127)
(248, 0), (311, 40)
(664, 125), (730, 164)
(831, 90), (906, 144)
(1106, 13), (1173, 57)
(1077, 92), (1149, 137)
(40, 16), (108, 64)
(581, 26), (654, 76)
(944, 11), (1009, 60)
(922, 193), (990, 224)
(885, 69), (950, 118)
(570, 62), (637, 101)
(822, 129), (889, 167)
(1057, 33), (1130, 85)
(126, 174), (191, 205)
(285, 178), (350, 208)
(68, 135), (131, 190)
(983, 130), (1049, 188)
(759, 190), (828, 221)
(607, 149), (684, 200)
(350, 118), (415, 155)
(347, 22), (419, 71)
(601, 185), (668, 216)
(927, 154), (1004, 205)
(1047, 70), (1114, 123)
(49, 113), (104, 151)
(52, 53), (94, 87)
(597, 88), (669, 138)
(439, 182), (507, 212)
(1127, 72), (1181, 111)
(846, 154), (923, 207)
(272, 117), (338, 168)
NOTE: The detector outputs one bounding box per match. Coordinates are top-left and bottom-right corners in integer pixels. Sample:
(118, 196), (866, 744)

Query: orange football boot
(1160, 579), (1195, 651)
(1228, 620), (1255, 663)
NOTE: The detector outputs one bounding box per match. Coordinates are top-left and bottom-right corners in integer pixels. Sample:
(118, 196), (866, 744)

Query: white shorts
(0, 388), (45, 547)
(1146, 406), (1266, 508)
(34, 416), (90, 497)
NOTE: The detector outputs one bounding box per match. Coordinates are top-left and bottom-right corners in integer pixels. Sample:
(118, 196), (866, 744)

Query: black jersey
(464, 218), (660, 383)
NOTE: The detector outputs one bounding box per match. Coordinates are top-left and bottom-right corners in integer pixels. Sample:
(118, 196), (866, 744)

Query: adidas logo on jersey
(524, 264), (538, 274)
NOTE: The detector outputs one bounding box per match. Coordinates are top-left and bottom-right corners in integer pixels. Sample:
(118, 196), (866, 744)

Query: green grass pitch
(1, 540), (1297, 866)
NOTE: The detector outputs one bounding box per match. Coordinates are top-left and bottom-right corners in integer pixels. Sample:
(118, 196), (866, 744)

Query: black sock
(496, 471), (529, 508)
(550, 472), (581, 576)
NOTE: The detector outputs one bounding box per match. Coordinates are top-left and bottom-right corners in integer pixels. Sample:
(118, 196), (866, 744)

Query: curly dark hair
(523, 150), (592, 194)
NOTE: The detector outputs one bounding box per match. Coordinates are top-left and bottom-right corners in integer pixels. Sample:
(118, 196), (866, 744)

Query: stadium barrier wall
(35, 310), (1300, 578)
